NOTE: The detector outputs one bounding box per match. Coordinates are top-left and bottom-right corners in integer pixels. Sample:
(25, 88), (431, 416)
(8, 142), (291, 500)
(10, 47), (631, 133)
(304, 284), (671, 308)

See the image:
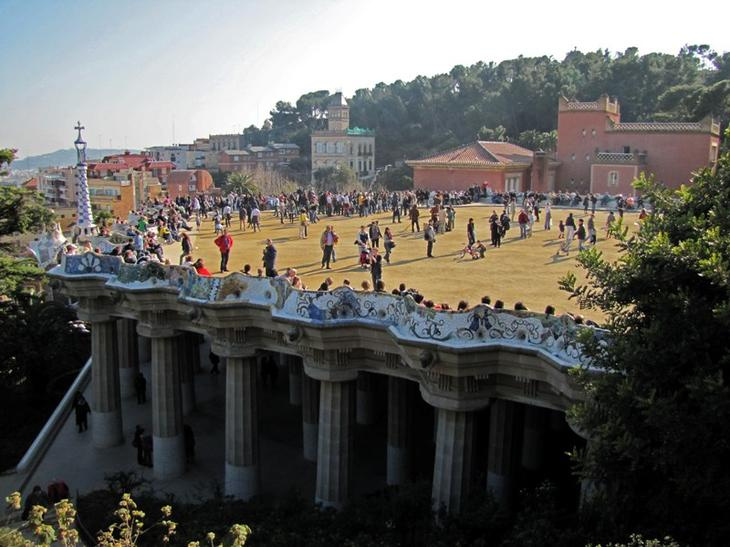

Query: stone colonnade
(87, 320), (571, 512)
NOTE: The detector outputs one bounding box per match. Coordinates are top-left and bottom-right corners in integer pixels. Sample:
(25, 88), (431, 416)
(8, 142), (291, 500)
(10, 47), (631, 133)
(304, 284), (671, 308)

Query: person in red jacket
(214, 229), (234, 272)
(193, 258), (212, 277)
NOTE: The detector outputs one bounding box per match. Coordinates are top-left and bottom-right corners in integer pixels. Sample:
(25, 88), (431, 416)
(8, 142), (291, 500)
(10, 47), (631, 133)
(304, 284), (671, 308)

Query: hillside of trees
(244, 46), (729, 170)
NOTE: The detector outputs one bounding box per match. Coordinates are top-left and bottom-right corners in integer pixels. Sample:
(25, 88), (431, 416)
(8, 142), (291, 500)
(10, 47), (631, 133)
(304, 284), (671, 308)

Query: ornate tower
(327, 92), (350, 132)
(74, 121), (97, 237)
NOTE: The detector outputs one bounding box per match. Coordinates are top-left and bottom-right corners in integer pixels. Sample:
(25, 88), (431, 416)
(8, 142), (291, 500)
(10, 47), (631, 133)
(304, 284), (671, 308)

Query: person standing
(565, 213), (576, 241)
(214, 228), (233, 273)
(544, 203), (552, 230)
(391, 194), (401, 223)
(369, 221), (381, 249)
(133, 425), (145, 465)
(73, 391), (90, 433)
(238, 207), (248, 231)
(370, 254), (383, 288)
(263, 239), (277, 277)
(409, 204), (420, 232)
(518, 209), (529, 239)
(425, 221), (436, 258)
(320, 225), (338, 269)
(467, 218), (476, 247)
(250, 206), (261, 232)
(587, 214), (597, 245)
(179, 232), (192, 265)
(134, 372), (147, 404)
(299, 209), (309, 239)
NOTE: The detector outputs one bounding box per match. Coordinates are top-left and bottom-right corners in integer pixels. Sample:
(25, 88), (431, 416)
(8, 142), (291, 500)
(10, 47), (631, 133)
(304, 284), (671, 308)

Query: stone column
(225, 356), (260, 500)
(151, 335), (186, 479)
(287, 354), (302, 406)
(180, 333), (196, 416)
(387, 377), (412, 485)
(189, 333), (202, 373)
(138, 335), (151, 365)
(487, 399), (519, 506)
(91, 319), (123, 448)
(301, 372), (320, 462)
(521, 405), (547, 472)
(315, 379), (356, 509)
(117, 318), (139, 399)
(431, 408), (474, 513)
(356, 372), (376, 425)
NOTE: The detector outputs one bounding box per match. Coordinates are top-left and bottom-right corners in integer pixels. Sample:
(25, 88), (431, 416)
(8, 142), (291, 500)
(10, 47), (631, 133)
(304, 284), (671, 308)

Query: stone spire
(74, 121), (96, 237)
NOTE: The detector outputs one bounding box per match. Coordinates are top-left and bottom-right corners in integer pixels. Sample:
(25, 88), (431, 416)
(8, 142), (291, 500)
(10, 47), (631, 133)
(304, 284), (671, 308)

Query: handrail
(12, 358), (92, 494)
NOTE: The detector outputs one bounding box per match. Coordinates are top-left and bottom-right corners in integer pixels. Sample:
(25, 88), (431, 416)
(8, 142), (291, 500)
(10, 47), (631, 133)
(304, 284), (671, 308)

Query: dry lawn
(186, 205), (638, 320)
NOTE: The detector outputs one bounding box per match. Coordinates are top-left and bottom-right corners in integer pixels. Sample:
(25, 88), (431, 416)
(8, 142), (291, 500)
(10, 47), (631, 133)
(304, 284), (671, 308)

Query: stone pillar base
(303, 422), (318, 462)
(92, 410), (123, 448)
(386, 445), (409, 486)
(225, 462), (259, 500)
(119, 367), (136, 399)
(153, 434), (186, 480)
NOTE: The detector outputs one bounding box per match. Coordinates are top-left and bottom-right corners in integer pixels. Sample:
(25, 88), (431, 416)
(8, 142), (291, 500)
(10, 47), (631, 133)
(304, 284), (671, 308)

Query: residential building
(556, 94), (721, 194)
(407, 141), (557, 192)
(38, 167), (76, 206)
(311, 93), (376, 182)
(88, 151), (174, 186)
(218, 143), (300, 173)
(166, 169), (214, 200)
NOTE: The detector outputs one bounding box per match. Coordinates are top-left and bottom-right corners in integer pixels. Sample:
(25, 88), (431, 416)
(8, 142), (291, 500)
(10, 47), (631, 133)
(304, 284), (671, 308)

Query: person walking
(544, 203), (552, 230)
(409, 204), (420, 232)
(369, 221), (382, 249)
(383, 226), (395, 263)
(133, 425), (145, 465)
(467, 218), (476, 247)
(238, 207), (248, 231)
(370, 254), (383, 288)
(518, 209), (529, 239)
(391, 194), (401, 223)
(320, 225), (338, 269)
(214, 228), (233, 273)
(565, 213), (576, 241)
(209, 351), (221, 375)
(179, 232), (192, 265)
(263, 239), (277, 277)
(587, 213), (597, 245)
(298, 209), (309, 239)
(250, 206), (261, 232)
(73, 391), (90, 433)
(577, 218), (587, 251)
(425, 221), (436, 258)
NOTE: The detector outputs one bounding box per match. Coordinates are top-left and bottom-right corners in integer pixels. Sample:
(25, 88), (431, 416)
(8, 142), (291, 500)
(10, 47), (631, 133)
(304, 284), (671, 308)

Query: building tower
(327, 92), (350, 132)
(74, 121), (97, 238)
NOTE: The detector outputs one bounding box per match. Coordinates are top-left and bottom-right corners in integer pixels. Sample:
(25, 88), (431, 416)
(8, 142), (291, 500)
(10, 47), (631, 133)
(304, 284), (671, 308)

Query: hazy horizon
(2, 0), (729, 158)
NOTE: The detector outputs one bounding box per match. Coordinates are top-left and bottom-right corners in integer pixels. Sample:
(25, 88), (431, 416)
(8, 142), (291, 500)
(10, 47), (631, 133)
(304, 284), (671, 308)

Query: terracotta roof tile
(407, 141), (533, 167)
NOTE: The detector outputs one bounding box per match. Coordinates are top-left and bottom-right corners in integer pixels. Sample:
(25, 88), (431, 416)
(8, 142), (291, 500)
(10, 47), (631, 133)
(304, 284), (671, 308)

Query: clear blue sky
(2, 0), (729, 158)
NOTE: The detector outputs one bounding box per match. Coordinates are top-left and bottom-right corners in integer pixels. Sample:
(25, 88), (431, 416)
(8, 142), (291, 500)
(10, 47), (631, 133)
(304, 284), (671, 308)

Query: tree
(477, 125), (507, 141)
(93, 209), (114, 228)
(313, 166), (361, 193)
(560, 135), (730, 545)
(0, 148), (16, 176)
(0, 187), (54, 239)
(225, 172), (259, 195)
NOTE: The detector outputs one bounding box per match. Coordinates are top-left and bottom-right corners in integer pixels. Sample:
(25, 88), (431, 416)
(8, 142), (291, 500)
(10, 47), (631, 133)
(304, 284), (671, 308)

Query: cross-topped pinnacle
(74, 121), (85, 139)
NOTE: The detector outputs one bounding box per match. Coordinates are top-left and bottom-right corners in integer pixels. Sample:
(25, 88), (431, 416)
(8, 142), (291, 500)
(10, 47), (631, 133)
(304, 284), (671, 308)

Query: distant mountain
(14, 148), (140, 170)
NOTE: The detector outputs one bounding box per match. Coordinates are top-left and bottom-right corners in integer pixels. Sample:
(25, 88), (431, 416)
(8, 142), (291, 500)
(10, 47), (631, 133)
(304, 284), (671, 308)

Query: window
(582, 129), (586, 136)
(571, 154), (576, 161)
(505, 174), (522, 192)
(623, 146), (631, 154)
(336, 141), (343, 154)
(608, 171), (619, 187)
(233, 155), (239, 162)
(710, 144), (718, 163)
(591, 129), (596, 136)
(585, 154), (590, 161)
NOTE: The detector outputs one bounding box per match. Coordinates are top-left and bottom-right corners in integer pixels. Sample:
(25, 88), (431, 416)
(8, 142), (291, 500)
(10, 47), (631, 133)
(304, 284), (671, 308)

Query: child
(460, 243), (475, 259)
(355, 240), (370, 269)
(473, 240), (487, 259)
(214, 215), (222, 235)
(558, 219), (565, 239)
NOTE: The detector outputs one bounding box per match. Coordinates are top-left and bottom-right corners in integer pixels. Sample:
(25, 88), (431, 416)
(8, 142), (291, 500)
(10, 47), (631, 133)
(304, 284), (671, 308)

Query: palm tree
(225, 172), (259, 195)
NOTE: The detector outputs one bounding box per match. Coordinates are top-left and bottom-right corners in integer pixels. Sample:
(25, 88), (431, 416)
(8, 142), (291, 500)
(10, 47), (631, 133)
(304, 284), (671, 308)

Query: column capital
(302, 349), (358, 382)
(211, 327), (256, 358)
(136, 309), (179, 338)
(76, 295), (120, 323)
(418, 373), (490, 412)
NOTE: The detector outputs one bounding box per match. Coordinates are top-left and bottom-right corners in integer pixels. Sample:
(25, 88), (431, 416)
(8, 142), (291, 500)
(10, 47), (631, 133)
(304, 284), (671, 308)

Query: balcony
(593, 151), (646, 165)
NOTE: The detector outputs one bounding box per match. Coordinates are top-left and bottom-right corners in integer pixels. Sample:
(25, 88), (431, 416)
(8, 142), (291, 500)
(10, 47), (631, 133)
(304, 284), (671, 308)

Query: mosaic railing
(53, 252), (597, 366)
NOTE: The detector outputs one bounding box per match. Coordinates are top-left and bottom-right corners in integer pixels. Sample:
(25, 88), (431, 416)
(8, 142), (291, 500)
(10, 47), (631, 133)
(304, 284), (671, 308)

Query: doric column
(138, 335), (151, 365)
(150, 335), (185, 479)
(301, 372), (320, 462)
(90, 319), (123, 448)
(356, 372), (376, 425)
(287, 354), (302, 406)
(116, 318), (139, 399)
(387, 377), (412, 485)
(431, 408), (474, 513)
(180, 333), (197, 416)
(315, 379), (356, 509)
(225, 356), (260, 500)
(521, 405), (547, 472)
(487, 399), (519, 506)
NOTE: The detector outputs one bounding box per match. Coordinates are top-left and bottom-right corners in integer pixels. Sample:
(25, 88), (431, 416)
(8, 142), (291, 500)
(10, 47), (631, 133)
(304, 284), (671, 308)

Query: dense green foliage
(560, 131), (730, 545)
(243, 46), (729, 167)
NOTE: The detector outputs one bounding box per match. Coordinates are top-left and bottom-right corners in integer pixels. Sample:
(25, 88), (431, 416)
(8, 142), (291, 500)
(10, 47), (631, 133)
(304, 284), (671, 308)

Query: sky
(1, 0), (729, 158)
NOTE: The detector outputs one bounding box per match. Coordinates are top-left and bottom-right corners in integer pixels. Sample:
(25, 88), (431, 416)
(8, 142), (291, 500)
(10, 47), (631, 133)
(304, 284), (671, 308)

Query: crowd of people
(58, 185), (647, 316)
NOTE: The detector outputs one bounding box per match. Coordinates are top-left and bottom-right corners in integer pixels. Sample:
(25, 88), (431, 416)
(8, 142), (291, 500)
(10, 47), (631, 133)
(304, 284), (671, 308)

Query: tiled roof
(608, 121), (706, 133)
(220, 150), (251, 156)
(407, 141), (533, 167)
